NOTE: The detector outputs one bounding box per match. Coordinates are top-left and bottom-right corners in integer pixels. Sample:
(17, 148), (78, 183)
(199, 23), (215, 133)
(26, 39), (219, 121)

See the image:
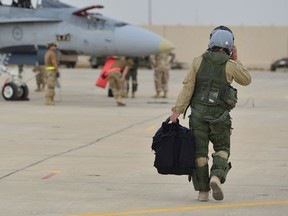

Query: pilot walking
(107, 57), (133, 106)
(44, 42), (59, 105)
(170, 28), (251, 201)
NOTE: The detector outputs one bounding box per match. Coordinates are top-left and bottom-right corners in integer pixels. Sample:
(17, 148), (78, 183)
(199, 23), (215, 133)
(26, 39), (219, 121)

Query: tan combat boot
(163, 91), (168, 98)
(198, 191), (209, 202)
(116, 96), (126, 106)
(210, 176), (224, 201)
(117, 101), (126, 106)
(40, 84), (46, 92)
(45, 96), (55, 105)
(153, 91), (161, 98)
(35, 84), (41, 92)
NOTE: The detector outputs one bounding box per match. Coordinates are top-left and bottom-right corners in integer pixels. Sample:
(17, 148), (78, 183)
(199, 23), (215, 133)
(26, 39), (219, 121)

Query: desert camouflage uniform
(150, 52), (175, 98)
(44, 47), (58, 105)
(33, 65), (47, 92)
(108, 58), (133, 106)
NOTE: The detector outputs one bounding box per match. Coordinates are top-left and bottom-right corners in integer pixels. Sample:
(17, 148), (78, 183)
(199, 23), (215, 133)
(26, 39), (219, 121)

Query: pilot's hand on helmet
(230, 45), (238, 61)
(170, 112), (180, 123)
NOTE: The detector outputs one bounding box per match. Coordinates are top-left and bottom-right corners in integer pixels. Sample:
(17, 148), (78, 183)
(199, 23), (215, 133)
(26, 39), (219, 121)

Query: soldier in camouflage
(33, 65), (46, 92)
(125, 57), (139, 98)
(150, 51), (175, 98)
(108, 57), (133, 106)
(44, 42), (59, 105)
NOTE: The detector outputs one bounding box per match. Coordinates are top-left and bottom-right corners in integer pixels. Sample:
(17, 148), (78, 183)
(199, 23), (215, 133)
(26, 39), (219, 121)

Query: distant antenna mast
(148, 0), (152, 25)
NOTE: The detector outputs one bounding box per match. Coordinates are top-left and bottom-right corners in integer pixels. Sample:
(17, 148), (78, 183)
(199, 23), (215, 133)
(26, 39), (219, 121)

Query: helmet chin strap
(220, 48), (231, 56)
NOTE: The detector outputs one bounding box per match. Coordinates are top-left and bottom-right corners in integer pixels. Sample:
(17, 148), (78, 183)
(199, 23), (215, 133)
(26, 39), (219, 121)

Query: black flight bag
(151, 118), (196, 175)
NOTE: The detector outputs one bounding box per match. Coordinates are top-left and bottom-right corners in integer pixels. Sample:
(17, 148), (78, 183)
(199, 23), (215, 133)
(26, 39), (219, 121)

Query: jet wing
(0, 45), (79, 66)
(7, 54), (40, 65)
(0, 17), (62, 24)
(0, 45), (47, 65)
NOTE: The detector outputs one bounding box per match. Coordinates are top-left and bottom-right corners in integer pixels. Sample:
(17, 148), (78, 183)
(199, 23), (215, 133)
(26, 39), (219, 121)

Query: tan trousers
(154, 68), (169, 93)
(108, 71), (124, 103)
(46, 70), (57, 100)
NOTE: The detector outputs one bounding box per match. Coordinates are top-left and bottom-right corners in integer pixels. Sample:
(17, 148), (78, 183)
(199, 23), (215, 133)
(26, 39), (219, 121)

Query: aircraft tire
(91, 64), (98, 69)
(2, 82), (19, 101)
(18, 84), (29, 100)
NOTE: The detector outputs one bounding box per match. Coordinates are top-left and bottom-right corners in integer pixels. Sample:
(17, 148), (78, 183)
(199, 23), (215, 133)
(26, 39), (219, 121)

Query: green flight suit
(171, 50), (251, 192)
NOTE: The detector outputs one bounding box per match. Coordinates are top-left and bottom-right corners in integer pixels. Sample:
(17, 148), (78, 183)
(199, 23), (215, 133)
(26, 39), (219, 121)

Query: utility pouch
(223, 85), (238, 109)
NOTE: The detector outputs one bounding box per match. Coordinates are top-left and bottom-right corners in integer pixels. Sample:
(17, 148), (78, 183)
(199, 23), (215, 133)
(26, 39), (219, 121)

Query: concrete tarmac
(0, 67), (287, 216)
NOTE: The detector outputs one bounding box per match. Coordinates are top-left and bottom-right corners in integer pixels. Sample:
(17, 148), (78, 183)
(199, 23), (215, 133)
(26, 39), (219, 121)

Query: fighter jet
(0, 0), (175, 100)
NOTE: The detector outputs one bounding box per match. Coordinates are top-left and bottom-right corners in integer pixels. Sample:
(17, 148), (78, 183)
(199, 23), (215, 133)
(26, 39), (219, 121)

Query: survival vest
(192, 51), (238, 110)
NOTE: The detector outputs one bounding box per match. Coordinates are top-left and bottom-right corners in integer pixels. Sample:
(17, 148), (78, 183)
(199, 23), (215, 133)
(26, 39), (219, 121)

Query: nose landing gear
(2, 81), (29, 101)
(0, 54), (30, 101)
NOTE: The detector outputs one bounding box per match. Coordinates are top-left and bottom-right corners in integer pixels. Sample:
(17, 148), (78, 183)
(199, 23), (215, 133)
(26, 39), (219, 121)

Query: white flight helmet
(209, 25), (234, 41)
(208, 30), (234, 54)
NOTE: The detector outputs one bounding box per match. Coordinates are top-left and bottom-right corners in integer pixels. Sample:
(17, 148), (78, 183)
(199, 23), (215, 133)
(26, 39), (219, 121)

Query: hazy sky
(2, 0), (288, 26)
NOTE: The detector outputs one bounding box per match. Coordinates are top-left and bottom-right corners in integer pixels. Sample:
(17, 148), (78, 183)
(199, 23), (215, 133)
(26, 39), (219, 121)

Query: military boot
(198, 191), (209, 202)
(131, 92), (135, 98)
(163, 91), (168, 98)
(210, 176), (224, 201)
(45, 96), (55, 105)
(40, 84), (46, 92)
(117, 101), (126, 106)
(116, 96), (126, 106)
(153, 91), (161, 98)
(35, 84), (41, 92)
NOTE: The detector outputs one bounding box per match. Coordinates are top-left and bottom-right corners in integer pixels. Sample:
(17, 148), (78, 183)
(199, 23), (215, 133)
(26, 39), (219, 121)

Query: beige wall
(143, 25), (288, 69)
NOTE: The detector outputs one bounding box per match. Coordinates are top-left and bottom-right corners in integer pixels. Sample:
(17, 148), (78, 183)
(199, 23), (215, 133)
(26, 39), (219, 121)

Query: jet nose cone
(159, 38), (175, 53)
(111, 25), (175, 56)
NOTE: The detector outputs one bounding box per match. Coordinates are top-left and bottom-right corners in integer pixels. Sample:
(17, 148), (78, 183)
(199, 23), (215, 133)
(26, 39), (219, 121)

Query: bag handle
(165, 117), (180, 124)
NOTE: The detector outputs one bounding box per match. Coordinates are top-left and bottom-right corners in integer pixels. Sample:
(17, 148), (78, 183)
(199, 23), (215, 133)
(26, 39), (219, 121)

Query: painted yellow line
(145, 124), (157, 132)
(69, 200), (288, 216)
